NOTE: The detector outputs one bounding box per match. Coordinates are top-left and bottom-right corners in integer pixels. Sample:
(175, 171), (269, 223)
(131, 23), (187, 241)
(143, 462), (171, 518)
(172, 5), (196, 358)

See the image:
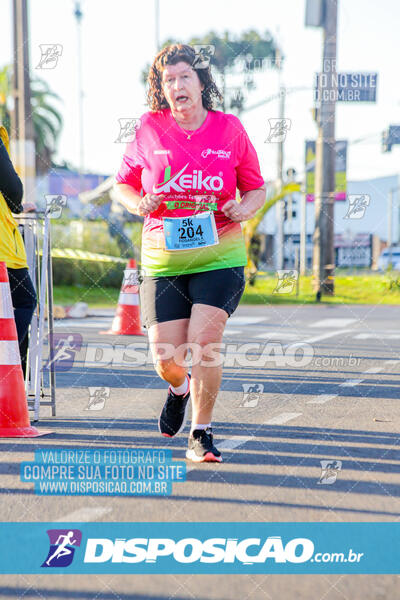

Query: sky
(1, 0), (399, 183)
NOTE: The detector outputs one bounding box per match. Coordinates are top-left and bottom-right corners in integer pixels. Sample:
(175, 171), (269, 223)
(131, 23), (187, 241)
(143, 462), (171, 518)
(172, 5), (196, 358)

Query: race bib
(163, 212), (219, 251)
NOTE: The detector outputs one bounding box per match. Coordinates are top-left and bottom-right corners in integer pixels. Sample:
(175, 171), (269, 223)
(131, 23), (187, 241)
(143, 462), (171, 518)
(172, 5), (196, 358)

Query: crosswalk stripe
(310, 318), (357, 328)
(307, 394), (338, 404)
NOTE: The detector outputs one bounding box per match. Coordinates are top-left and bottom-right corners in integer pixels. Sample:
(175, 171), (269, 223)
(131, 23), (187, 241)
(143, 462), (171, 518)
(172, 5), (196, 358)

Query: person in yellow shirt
(0, 125), (37, 375)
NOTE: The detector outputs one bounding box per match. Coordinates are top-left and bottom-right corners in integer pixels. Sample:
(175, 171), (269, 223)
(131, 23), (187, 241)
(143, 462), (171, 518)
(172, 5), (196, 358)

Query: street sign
(315, 72), (378, 102)
(305, 140), (347, 202)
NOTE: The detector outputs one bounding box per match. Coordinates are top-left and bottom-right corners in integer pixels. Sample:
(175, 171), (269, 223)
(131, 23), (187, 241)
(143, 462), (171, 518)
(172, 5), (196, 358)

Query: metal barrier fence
(15, 213), (56, 421)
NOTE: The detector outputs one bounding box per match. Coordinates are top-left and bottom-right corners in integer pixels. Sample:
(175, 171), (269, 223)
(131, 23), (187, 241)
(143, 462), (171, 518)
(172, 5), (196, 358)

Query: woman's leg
(148, 318), (192, 437)
(148, 318), (190, 386)
(7, 267), (37, 375)
(187, 303), (228, 427)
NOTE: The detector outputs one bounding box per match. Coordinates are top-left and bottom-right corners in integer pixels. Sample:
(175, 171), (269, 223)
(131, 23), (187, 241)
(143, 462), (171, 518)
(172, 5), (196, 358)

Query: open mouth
(176, 95), (189, 103)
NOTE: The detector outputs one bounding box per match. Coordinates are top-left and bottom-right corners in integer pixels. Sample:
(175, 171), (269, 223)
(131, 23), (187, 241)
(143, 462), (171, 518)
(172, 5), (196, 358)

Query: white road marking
(363, 367), (384, 374)
(264, 412), (302, 425)
(229, 317), (269, 326)
(339, 379), (363, 387)
(55, 507), (112, 522)
(307, 394), (338, 405)
(54, 319), (112, 329)
(385, 359), (400, 365)
(218, 436), (253, 450)
(310, 318), (357, 329)
(355, 333), (400, 340)
(295, 328), (353, 346)
(186, 412), (302, 470)
(254, 332), (300, 340)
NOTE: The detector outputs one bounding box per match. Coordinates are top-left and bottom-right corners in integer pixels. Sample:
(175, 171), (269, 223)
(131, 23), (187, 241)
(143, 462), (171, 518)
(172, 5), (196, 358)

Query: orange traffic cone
(102, 259), (144, 336)
(0, 262), (51, 437)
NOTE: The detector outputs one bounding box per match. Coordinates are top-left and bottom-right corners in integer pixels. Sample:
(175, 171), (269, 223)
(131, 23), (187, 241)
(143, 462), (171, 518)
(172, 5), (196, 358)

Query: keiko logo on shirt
(153, 164), (223, 193)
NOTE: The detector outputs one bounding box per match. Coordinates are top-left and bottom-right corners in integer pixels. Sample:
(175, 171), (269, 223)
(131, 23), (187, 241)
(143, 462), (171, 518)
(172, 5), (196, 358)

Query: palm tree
(0, 64), (63, 174)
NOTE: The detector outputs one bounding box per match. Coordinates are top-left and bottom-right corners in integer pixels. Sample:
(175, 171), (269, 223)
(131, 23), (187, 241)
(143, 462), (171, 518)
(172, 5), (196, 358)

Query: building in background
(258, 174), (399, 270)
(36, 168), (109, 217)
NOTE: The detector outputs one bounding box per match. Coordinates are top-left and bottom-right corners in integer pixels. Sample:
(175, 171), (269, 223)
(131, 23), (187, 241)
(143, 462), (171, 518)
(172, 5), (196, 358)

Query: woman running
(114, 44), (265, 463)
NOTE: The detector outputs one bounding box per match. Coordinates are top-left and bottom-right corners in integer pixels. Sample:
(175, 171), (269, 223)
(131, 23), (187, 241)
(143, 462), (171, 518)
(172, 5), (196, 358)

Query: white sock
(191, 423), (211, 434)
(170, 375), (189, 396)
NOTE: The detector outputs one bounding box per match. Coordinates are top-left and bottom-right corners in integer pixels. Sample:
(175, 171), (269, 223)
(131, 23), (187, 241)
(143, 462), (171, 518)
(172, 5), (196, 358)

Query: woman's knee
(155, 358), (185, 381)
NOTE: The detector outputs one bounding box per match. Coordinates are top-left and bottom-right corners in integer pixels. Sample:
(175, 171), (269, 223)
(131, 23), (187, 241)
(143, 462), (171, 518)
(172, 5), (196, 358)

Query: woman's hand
(221, 199), (251, 222)
(136, 193), (165, 217)
(222, 188), (266, 223)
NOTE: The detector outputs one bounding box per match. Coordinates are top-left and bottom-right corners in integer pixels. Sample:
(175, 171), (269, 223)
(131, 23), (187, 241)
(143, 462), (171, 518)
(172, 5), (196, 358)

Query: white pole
(155, 0), (160, 52)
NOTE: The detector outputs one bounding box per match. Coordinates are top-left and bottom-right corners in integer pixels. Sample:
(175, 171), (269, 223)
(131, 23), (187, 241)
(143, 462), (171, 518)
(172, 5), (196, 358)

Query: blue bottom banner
(0, 522), (398, 574)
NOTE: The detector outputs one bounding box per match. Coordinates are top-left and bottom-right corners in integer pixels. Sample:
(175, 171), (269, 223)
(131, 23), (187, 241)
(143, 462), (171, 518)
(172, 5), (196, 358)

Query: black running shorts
(140, 267), (246, 329)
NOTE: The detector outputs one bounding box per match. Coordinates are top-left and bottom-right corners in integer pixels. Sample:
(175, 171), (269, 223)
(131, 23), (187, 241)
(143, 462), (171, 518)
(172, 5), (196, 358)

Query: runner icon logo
(240, 383), (264, 408)
(318, 460), (342, 485)
(192, 45), (215, 69)
(36, 44), (63, 69)
(45, 194), (67, 219)
(343, 194), (370, 219)
(274, 270), (298, 294)
(44, 333), (83, 372)
(115, 118), (141, 143)
(41, 529), (82, 568)
(265, 118), (292, 143)
(86, 387), (110, 411)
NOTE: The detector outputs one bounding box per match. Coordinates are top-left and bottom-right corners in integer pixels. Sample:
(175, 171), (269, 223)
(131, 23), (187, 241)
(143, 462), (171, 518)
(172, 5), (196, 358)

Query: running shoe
(186, 427), (222, 463)
(158, 374), (190, 437)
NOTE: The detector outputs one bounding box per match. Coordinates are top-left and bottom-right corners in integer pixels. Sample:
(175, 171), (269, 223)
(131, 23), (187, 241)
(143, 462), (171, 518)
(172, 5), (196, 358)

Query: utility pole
(388, 189), (393, 267)
(275, 83), (286, 270)
(74, 2), (84, 193)
(300, 184), (307, 275)
(312, 0), (338, 299)
(11, 0), (36, 202)
(155, 0), (160, 52)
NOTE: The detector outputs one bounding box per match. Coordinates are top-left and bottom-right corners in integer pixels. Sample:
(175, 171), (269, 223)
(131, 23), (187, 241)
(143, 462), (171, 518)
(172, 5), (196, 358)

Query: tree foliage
(0, 64), (63, 174)
(141, 30), (281, 113)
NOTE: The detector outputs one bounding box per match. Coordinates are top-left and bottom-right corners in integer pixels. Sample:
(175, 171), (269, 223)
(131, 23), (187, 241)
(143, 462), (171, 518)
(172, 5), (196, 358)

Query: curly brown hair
(146, 44), (223, 112)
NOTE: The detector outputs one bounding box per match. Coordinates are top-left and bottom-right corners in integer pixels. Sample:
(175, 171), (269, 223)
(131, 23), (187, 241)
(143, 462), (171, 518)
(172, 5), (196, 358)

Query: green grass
(53, 285), (120, 308)
(242, 274), (400, 305)
(53, 273), (400, 308)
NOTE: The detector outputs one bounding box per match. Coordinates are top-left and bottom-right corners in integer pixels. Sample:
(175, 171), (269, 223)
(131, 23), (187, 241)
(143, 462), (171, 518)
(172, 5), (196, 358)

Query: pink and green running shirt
(115, 108), (264, 276)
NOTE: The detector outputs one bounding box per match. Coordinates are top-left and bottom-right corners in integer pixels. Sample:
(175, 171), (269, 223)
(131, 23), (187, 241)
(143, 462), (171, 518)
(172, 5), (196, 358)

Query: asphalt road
(0, 303), (399, 599)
